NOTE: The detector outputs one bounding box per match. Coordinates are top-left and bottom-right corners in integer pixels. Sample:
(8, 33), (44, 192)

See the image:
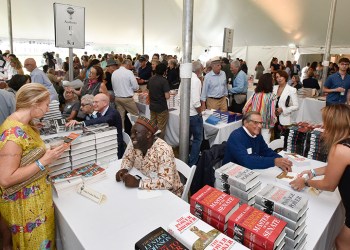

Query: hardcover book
(135, 227), (187, 250)
(190, 185), (240, 223)
(71, 155), (96, 167)
(50, 163), (105, 183)
(92, 126), (118, 139)
(215, 163), (260, 191)
(230, 181), (262, 201)
(255, 184), (308, 221)
(254, 203), (307, 231)
(95, 134), (118, 144)
(190, 206), (228, 233)
(70, 139), (96, 151)
(167, 213), (248, 250)
(227, 204), (287, 250)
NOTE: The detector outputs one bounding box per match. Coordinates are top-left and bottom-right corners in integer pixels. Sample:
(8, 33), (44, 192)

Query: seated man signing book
(66, 93), (124, 158)
(222, 111), (292, 172)
(115, 116), (184, 197)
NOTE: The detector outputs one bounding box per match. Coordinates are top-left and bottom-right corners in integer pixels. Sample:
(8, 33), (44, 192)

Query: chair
(127, 113), (138, 126)
(175, 158), (197, 203)
(122, 131), (131, 145)
(268, 136), (285, 151)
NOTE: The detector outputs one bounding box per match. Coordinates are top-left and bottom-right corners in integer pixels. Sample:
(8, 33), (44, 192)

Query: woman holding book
(0, 83), (67, 249)
(290, 104), (350, 250)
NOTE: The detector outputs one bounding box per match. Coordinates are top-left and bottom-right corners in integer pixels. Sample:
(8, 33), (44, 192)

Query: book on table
(83, 123), (109, 132)
(190, 185), (240, 223)
(215, 162), (260, 192)
(190, 206), (228, 233)
(135, 227), (187, 250)
(71, 155), (97, 168)
(92, 126), (118, 139)
(254, 203), (308, 231)
(227, 204), (287, 250)
(230, 181), (262, 201)
(167, 212), (249, 250)
(50, 163), (105, 183)
(255, 184), (308, 221)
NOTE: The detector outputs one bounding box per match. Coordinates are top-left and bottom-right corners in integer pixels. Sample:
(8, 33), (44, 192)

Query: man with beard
(115, 116), (183, 197)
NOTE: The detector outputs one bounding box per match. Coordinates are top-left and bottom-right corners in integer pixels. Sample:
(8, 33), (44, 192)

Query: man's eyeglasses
(340, 63), (349, 66)
(80, 103), (91, 107)
(250, 119), (264, 125)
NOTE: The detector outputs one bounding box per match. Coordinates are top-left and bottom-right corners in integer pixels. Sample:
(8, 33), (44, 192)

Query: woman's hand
(40, 144), (68, 166)
(298, 170), (313, 179)
(290, 177), (307, 191)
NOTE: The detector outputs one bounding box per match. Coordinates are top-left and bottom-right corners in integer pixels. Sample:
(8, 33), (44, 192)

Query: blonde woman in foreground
(290, 104), (350, 250)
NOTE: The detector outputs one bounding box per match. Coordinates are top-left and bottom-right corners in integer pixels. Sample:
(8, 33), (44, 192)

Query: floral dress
(0, 119), (55, 250)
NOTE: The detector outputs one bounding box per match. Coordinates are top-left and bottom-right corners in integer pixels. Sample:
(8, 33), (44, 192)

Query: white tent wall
(1, 0), (350, 65)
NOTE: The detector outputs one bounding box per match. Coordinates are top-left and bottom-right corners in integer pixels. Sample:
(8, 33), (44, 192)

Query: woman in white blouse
(273, 70), (299, 139)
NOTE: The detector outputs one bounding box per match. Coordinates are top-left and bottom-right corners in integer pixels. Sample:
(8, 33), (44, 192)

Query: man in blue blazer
(67, 93), (124, 158)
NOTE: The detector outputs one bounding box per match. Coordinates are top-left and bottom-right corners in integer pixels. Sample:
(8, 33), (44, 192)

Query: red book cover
(190, 185), (240, 223)
(227, 204), (286, 250)
(190, 206), (227, 233)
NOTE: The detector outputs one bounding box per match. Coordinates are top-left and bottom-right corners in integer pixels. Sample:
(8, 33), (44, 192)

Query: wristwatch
(134, 175), (142, 181)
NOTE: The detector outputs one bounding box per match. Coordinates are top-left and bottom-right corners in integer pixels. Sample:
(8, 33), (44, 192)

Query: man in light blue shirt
(0, 89), (15, 125)
(24, 58), (58, 101)
(200, 56), (228, 111)
(229, 60), (248, 113)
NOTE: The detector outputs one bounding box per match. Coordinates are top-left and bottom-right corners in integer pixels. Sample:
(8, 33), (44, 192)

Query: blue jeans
(189, 114), (203, 167)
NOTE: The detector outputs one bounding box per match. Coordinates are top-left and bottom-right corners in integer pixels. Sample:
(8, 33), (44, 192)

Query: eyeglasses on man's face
(80, 103), (91, 107)
(249, 119), (263, 125)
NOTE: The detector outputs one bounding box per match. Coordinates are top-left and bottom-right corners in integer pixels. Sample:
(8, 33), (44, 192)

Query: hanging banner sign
(223, 28), (234, 53)
(54, 3), (85, 49)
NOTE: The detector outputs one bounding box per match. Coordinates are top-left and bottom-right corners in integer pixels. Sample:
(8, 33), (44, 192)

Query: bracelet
(35, 160), (46, 171)
(310, 169), (316, 178)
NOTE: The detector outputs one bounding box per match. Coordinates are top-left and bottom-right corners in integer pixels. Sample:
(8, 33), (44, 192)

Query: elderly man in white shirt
(179, 61), (204, 166)
(111, 59), (140, 128)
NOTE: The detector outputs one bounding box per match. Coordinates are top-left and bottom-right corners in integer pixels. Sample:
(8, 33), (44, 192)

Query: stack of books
(167, 92), (180, 109)
(50, 163), (106, 196)
(70, 132), (96, 169)
(285, 126), (308, 156)
(93, 126), (119, 163)
(190, 185), (240, 233)
(40, 118), (82, 135)
(42, 100), (62, 121)
(214, 163), (261, 206)
(135, 227), (187, 250)
(305, 129), (328, 162)
(168, 212), (249, 250)
(254, 184), (308, 250)
(212, 110), (242, 123)
(44, 136), (72, 175)
(227, 203), (287, 250)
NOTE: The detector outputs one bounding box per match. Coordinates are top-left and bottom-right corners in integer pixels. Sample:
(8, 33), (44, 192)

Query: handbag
(3, 147), (47, 196)
(234, 94), (247, 104)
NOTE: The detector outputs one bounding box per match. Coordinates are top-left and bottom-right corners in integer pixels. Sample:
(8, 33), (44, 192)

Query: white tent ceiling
(1, 0), (349, 73)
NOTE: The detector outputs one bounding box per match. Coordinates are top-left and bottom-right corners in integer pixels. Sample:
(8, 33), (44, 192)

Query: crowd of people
(0, 49), (350, 249)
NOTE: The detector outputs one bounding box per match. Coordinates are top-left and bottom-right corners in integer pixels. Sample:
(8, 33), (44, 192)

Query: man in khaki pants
(200, 56), (228, 112)
(111, 59), (140, 128)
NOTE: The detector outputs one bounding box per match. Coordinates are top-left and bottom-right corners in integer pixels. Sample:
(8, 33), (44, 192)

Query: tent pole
(7, 0), (13, 53)
(142, 0), (145, 54)
(321, 0), (337, 95)
(69, 48), (73, 81)
(179, 0), (194, 163)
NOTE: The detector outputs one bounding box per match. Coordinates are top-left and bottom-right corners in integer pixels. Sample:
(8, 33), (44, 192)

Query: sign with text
(223, 28), (234, 53)
(54, 3), (85, 49)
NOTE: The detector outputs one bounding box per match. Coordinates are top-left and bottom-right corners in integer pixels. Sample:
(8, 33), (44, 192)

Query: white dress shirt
(111, 66), (139, 97)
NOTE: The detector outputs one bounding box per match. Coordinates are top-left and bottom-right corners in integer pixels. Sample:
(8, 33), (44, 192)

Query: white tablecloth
(164, 109), (242, 147)
(54, 157), (343, 250)
(256, 153), (343, 250)
(54, 160), (189, 250)
(135, 103), (242, 147)
(292, 97), (325, 124)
